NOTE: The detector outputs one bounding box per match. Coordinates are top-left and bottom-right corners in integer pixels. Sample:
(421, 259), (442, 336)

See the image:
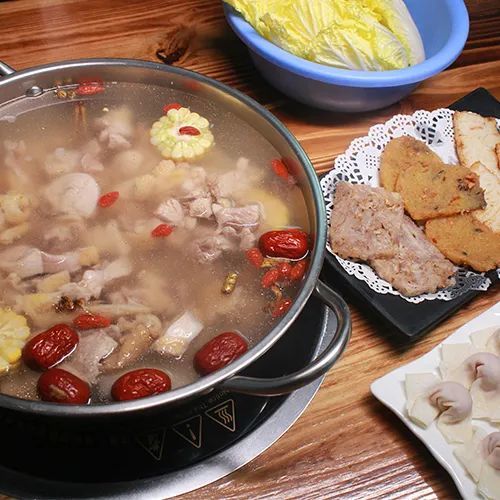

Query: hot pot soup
(0, 81), (310, 404)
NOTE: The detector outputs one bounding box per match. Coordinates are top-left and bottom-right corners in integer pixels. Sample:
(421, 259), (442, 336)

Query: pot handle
(219, 279), (351, 396)
(0, 61), (15, 77)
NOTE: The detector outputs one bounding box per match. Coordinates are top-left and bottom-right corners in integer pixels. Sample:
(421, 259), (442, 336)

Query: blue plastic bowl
(223, 0), (469, 112)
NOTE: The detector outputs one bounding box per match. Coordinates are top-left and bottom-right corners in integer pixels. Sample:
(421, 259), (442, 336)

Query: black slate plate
(322, 88), (499, 339)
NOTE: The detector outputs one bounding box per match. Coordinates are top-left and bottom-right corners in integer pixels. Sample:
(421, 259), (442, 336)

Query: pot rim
(0, 58), (327, 417)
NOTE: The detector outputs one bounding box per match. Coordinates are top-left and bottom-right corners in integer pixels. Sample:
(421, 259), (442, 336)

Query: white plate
(371, 303), (500, 499)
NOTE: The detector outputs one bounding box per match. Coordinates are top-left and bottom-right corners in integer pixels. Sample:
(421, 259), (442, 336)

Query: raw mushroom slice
(152, 311), (204, 358)
(428, 382), (473, 443)
(468, 353), (500, 392)
(452, 352), (500, 423)
(454, 426), (489, 483)
(61, 329), (118, 383)
(405, 372), (441, 428)
(44, 173), (100, 218)
(483, 432), (500, 470)
(439, 342), (475, 385)
(479, 432), (500, 500)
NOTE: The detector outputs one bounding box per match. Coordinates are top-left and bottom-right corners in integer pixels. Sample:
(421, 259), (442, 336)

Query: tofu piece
(453, 111), (500, 174)
(478, 462), (500, 500)
(440, 343), (475, 381)
(405, 373), (441, 428)
(408, 394), (440, 428)
(454, 427), (488, 483)
(471, 379), (500, 422)
(152, 311), (203, 358)
(471, 327), (500, 356)
(437, 414), (473, 444)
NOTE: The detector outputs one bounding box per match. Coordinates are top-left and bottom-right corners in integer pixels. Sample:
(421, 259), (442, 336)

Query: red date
(22, 324), (79, 371)
(37, 368), (90, 404)
(194, 332), (248, 375)
(111, 368), (172, 401)
(259, 229), (309, 260)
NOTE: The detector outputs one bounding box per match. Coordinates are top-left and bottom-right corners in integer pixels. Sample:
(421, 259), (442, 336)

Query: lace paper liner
(321, 108), (498, 303)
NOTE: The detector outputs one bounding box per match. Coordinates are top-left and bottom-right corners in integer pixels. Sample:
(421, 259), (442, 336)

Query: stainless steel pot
(0, 58), (351, 418)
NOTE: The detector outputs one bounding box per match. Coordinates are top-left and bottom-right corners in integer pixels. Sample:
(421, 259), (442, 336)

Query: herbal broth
(0, 82), (310, 404)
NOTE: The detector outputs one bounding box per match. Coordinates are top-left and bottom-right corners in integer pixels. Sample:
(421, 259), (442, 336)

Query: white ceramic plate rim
(370, 302), (500, 499)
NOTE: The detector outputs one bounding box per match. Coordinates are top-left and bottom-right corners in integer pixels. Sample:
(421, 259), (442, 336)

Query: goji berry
(151, 224), (174, 238)
(179, 126), (201, 136)
(98, 191), (119, 208)
(271, 298), (292, 318)
(73, 314), (111, 330)
(290, 260), (308, 281)
(276, 262), (292, 280)
(163, 102), (182, 113)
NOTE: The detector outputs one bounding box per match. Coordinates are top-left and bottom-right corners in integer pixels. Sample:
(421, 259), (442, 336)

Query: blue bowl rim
(223, 0), (469, 88)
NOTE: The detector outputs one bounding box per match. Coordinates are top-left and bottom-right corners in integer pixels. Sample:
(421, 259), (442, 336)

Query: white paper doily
(321, 108), (498, 303)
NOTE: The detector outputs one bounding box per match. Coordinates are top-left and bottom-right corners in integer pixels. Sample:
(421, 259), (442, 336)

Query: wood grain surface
(0, 1), (499, 499)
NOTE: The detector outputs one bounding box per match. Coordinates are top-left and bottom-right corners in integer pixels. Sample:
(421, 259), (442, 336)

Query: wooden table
(0, 1), (499, 498)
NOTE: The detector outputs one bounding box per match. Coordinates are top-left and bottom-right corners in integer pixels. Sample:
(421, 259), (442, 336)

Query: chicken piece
(44, 173), (100, 218)
(188, 197), (213, 218)
(209, 157), (251, 202)
(0, 246), (43, 278)
(191, 234), (233, 263)
(0, 245), (98, 279)
(41, 250), (81, 274)
(370, 216), (456, 296)
(80, 139), (104, 173)
(59, 257), (132, 301)
(155, 199), (185, 226)
(44, 219), (86, 253)
(111, 149), (144, 176)
(102, 314), (162, 371)
(59, 270), (105, 301)
(84, 220), (131, 256)
(44, 147), (81, 176)
(177, 166), (211, 201)
(61, 329), (118, 383)
(95, 107), (133, 151)
(107, 270), (177, 316)
(152, 311), (203, 358)
(213, 203), (261, 232)
(87, 303), (152, 318)
(3, 140), (32, 189)
(329, 182), (404, 261)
